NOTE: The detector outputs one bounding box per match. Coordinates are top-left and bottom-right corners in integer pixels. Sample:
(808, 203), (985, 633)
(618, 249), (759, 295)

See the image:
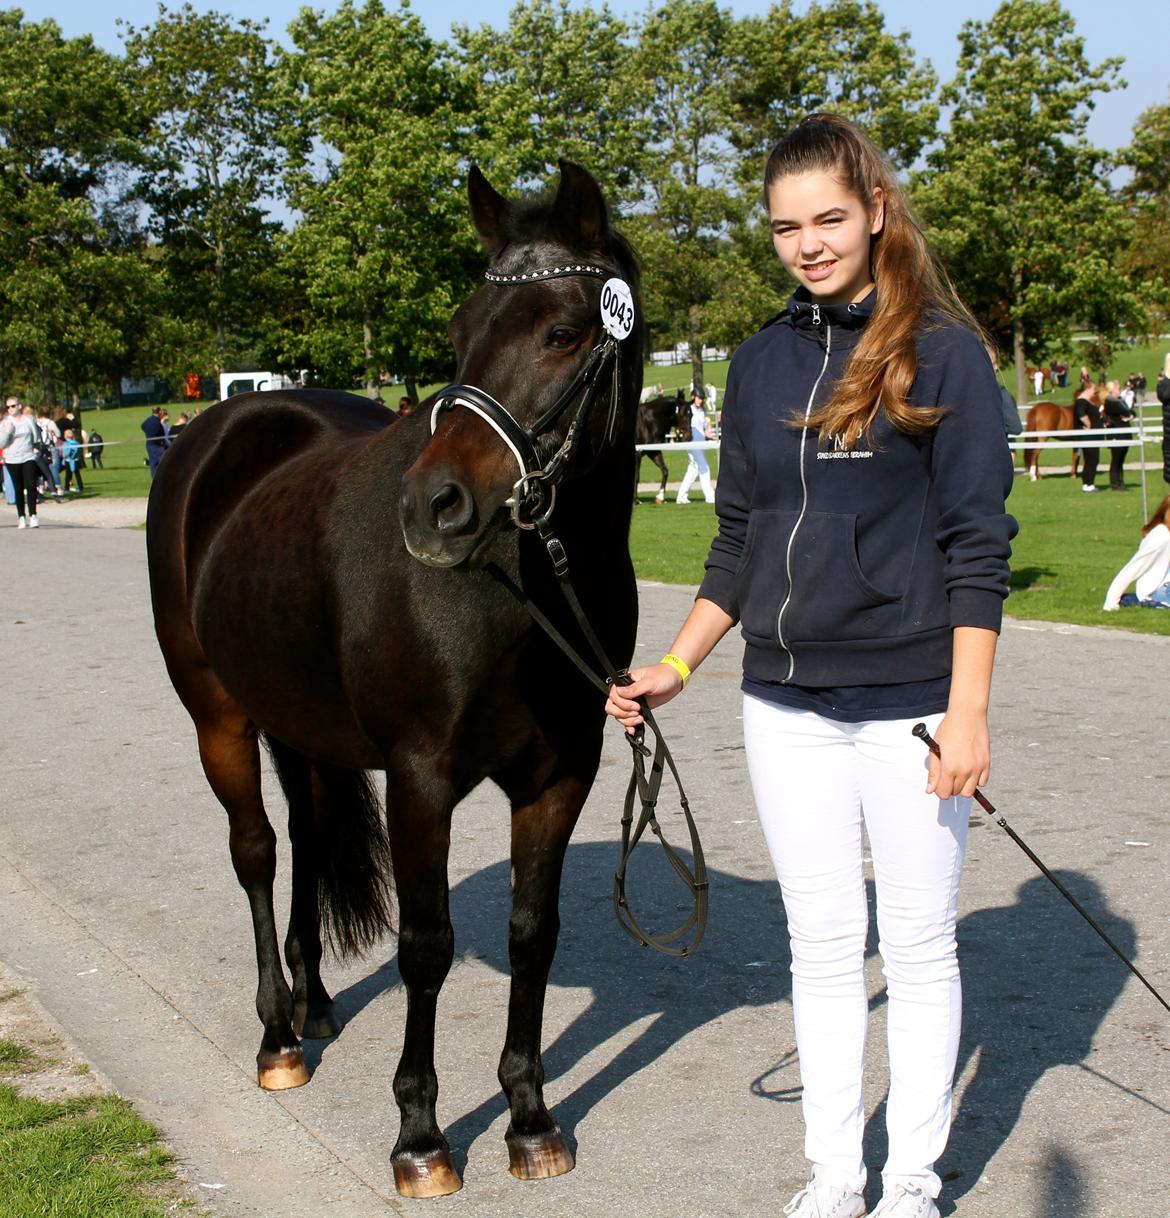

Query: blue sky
(17, 0), (1163, 154)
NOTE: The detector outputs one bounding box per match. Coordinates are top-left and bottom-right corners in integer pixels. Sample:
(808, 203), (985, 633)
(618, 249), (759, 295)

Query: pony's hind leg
(195, 708), (307, 1090)
(653, 451), (668, 503)
(264, 738), (343, 1041)
(497, 776), (585, 1181)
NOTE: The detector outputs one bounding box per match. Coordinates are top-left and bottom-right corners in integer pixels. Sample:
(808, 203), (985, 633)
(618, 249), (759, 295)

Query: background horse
(146, 161), (643, 1198)
(634, 389), (688, 503)
(1022, 400), (1079, 481)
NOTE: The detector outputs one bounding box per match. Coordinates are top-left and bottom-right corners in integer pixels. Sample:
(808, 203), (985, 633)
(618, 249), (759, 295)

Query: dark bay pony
(1021, 400), (1079, 481)
(146, 162), (643, 1198)
(634, 390), (688, 503)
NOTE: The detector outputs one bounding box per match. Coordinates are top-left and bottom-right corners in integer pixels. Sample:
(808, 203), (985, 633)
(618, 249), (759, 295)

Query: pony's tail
(264, 736), (395, 960)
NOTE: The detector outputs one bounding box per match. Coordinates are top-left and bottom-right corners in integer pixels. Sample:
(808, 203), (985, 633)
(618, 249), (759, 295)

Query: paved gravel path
(1, 522), (1168, 1218)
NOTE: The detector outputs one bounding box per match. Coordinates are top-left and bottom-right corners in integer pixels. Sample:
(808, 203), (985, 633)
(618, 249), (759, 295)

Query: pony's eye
(547, 327), (579, 348)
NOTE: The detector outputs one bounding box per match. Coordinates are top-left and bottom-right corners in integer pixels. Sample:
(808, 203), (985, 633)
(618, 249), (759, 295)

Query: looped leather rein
(486, 513), (708, 957)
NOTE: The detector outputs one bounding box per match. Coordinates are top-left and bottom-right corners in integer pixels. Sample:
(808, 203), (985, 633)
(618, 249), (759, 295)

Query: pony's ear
(468, 165), (509, 256)
(554, 159), (607, 251)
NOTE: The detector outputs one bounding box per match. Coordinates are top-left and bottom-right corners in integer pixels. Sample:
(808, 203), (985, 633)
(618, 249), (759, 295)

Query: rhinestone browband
(484, 263), (610, 285)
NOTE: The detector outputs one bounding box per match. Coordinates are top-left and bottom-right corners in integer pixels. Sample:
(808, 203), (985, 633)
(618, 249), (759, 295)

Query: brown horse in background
(1022, 401), (1080, 481)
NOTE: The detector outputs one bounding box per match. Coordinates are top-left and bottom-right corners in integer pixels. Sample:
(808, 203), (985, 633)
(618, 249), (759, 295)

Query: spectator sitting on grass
(1103, 494), (1170, 610)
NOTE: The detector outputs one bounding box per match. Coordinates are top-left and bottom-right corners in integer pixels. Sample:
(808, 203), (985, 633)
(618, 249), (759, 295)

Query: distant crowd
(0, 396), (106, 527)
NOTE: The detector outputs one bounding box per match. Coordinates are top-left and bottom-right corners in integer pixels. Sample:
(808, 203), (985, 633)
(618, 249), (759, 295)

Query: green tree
(455, 0), (647, 206)
(912, 0), (1131, 402)
(1119, 91), (1170, 333)
(122, 3), (289, 376)
(280, 0), (472, 399)
(623, 0), (741, 392)
(730, 0), (937, 178)
(0, 11), (154, 404)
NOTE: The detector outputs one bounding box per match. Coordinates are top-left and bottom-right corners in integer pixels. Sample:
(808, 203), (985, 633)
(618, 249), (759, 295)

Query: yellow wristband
(660, 653), (691, 686)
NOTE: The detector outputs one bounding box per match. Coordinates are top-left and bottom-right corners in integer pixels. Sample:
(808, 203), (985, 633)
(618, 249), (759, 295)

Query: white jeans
(742, 696), (969, 1199)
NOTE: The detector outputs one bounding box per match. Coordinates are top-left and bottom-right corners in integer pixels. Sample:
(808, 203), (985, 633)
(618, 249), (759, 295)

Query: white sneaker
(783, 1175), (867, 1217)
(17, 516), (27, 529)
(871, 1183), (938, 1217)
(1081, 484), (1097, 493)
(28, 515), (39, 528)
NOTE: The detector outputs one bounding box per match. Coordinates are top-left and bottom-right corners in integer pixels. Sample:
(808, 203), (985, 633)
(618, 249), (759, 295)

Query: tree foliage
(912, 0), (1134, 397)
(279, 0), (473, 398)
(1119, 91), (1170, 332)
(121, 3), (289, 375)
(0, 10), (154, 402)
(456, 0), (646, 205)
(1, 0), (1166, 403)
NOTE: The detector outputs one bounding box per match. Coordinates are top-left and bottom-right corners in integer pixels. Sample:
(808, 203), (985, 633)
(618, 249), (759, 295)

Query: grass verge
(0, 982), (195, 1218)
(0, 1087), (177, 1217)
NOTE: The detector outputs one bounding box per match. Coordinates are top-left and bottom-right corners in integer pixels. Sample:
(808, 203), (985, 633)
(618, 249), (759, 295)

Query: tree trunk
(405, 376), (418, 404)
(688, 304), (704, 397)
(362, 314), (379, 400)
(1011, 265), (1028, 406)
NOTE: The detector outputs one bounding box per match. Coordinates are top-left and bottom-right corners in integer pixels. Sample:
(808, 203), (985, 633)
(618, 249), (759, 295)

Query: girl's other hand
(926, 710), (990, 800)
(605, 664), (685, 732)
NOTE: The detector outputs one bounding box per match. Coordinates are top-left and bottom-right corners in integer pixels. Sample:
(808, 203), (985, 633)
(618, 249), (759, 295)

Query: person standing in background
(141, 406), (168, 477)
(675, 389), (716, 504)
(1157, 353), (1170, 487)
(0, 397), (41, 527)
(1073, 381), (1103, 493)
(1102, 379), (1134, 492)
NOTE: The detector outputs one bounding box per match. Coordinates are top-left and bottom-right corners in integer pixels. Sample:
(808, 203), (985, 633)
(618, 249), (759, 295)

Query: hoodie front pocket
(738, 509), (903, 645)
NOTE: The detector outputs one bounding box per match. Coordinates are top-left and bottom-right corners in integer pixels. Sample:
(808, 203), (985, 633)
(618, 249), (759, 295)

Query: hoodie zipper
(775, 312), (831, 681)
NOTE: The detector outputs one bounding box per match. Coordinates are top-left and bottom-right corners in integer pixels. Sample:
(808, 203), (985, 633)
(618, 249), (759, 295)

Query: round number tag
(600, 277), (635, 340)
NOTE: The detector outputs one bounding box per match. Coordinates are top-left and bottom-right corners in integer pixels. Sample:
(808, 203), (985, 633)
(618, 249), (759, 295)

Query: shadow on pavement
(313, 845), (1136, 1208)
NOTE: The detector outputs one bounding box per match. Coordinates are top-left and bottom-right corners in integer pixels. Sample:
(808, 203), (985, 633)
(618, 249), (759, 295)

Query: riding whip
(912, 722), (1170, 1016)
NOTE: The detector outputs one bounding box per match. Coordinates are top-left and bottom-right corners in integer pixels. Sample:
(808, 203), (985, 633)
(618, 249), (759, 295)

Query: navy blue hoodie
(698, 289), (1017, 688)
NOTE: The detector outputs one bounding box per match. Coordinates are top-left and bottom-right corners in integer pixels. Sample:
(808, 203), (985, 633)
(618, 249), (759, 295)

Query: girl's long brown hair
(1143, 495), (1170, 537)
(764, 114), (983, 446)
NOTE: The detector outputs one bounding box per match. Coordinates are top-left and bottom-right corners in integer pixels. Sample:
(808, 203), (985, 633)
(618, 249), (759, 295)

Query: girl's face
(766, 170), (884, 306)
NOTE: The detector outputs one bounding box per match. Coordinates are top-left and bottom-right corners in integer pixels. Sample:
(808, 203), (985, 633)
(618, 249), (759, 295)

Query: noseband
(428, 263), (625, 530)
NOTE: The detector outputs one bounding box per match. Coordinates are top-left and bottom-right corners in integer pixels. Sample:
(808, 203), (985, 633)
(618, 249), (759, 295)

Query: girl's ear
(869, 186), (886, 235)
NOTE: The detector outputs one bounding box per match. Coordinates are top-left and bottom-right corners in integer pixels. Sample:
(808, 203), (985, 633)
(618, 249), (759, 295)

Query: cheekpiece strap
(484, 263), (610, 285)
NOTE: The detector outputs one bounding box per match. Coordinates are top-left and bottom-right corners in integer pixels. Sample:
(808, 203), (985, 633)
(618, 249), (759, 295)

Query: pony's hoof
(392, 1149), (463, 1198)
(654, 492), (666, 504)
(257, 1046), (310, 1091)
(507, 1128), (575, 1180)
(297, 1003), (343, 1040)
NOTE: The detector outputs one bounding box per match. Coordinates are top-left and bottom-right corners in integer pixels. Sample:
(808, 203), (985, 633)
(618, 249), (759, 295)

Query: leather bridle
(428, 263), (622, 531)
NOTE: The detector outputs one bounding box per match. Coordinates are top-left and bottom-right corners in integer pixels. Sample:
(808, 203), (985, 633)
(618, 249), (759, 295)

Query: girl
(1073, 381), (1103, 492)
(607, 115), (1016, 1218)
(1102, 494), (1170, 610)
(61, 428), (84, 494)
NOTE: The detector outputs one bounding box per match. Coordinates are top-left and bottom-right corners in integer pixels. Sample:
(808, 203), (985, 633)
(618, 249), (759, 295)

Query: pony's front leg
(387, 780), (461, 1199)
(498, 777), (585, 1181)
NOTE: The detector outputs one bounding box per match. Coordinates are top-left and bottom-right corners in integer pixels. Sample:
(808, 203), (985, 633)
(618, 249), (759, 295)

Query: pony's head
(400, 161), (641, 568)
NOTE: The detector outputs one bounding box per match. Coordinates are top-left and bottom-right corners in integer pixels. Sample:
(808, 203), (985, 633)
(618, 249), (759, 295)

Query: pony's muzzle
(399, 475), (480, 567)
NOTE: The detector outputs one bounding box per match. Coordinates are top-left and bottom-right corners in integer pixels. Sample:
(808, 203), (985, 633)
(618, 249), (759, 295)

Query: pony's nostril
(429, 482), (474, 534)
